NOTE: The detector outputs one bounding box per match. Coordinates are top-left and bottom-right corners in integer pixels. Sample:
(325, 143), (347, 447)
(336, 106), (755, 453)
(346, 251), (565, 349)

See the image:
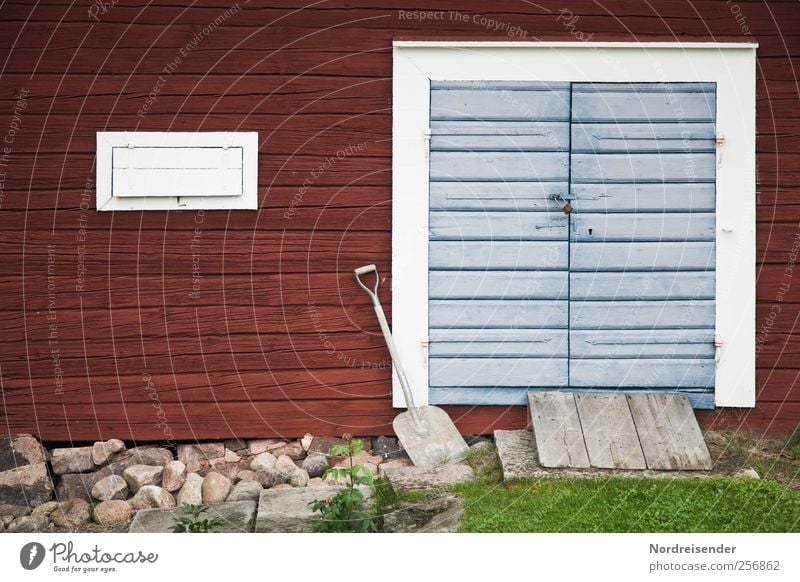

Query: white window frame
(392, 41), (757, 409)
(96, 132), (258, 210)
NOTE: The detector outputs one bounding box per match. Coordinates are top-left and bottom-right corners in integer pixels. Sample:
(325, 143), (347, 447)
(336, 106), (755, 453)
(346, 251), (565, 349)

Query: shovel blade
(393, 406), (470, 467)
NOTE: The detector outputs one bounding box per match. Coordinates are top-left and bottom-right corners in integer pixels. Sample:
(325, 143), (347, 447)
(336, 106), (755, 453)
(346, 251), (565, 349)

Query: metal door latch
(550, 193), (573, 214)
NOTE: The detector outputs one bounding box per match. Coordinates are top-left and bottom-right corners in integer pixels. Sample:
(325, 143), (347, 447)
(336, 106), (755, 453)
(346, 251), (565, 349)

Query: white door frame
(392, 41), (758, 409)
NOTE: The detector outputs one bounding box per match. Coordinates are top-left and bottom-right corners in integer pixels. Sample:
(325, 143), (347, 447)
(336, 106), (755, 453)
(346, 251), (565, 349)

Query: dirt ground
(704, 429), (800, 490)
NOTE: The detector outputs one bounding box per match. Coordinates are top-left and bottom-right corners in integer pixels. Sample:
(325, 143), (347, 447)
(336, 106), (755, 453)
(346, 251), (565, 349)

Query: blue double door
(428, 81), (717, 408)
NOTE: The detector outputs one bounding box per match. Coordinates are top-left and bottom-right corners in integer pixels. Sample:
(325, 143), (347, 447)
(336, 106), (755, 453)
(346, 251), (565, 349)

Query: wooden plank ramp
(528, 392), (712, 471)
(527, 393), (590, 468)
(628, 394), (713, 470)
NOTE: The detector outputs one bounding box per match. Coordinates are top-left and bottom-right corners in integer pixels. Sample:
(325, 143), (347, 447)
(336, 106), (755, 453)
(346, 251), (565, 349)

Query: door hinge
(423, 128), (431, 160)
(421, 336), (430, 368)
(714, 335), (724, 363)
(716, 132), (726, 168)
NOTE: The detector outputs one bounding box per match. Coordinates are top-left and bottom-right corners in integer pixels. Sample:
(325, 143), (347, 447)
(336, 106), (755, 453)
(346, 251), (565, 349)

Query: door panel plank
(571, 183), (715, 213)
(570, 242), (715, 271)
(431, 151), (568, 181)
(430, 271), (568, 300)
(430, 211), (568, 241)
(429, 358), (568, 387)
(570, 359), (715, 388)
(570, 329), (715, 359)
(571, 213), (715, 242)
(570, 272), (715, 300)
(430, 241), (568, 270)
(570, 300), (715, 329)
(430, 182), (568, 211)
(430, 329), (568, 358)
(430, 299), (568, 329)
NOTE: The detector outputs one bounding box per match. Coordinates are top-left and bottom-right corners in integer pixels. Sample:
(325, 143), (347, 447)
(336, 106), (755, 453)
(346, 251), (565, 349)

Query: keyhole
(588, 228), (593, 235)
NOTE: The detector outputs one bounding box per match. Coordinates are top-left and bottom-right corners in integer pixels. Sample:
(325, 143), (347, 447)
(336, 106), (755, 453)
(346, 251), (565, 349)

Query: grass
(444, 435), (800, 533)
(453, 477), (800, 532)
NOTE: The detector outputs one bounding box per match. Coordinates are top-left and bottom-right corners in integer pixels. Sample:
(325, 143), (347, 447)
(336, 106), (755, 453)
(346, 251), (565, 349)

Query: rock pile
(0, 433), (412, 532)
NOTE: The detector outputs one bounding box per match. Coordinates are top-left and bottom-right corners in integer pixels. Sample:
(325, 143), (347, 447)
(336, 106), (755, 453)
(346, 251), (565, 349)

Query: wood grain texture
(628, 394), (713, 470)
(528, 392), (591, 468)
(575, 393), (647, 469)
(0, 0), (796, 439)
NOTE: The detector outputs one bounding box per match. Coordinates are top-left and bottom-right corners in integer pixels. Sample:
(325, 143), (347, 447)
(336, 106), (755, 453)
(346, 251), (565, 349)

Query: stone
(110, 446), (172, 468)
(272, 483), (293, 490)
(307, 477), (324, 487)
(470, 440), (493, 452)
(162, 461), (186, 492)
(301, 453), (329, 478)
(130, 485), (175, 510)
(93, 500), (133, 526)
(177, 442), (225, 466)
(7, 515), (49, 533)
(381, 464), (474, 490)
(288, 469), (309, 488)
(175, 473), (203, 506)
(224, 439), (248, 453)
(307, 436), (348, 456)
(332, 451), (383, 469)
(129, 500), (257, 533)
(50, 498), (92, 528)
(250, 452), (277, 472)
(123, 465), (163, 493)
(0, 461), (54, 507)
(91, 475), (129, 501)
(31, 500), (60, 518)
(248, 439), (286, 455)
(253, 469), (289, 489)
(383, 495), (464, 533)
(91, 439), (125, 466)
(377, 457), (413, 478)
(494, 429), (540, 480)
(226, 480), (263, 502)
(464, 434), (491, 447)
(254, 486), (373, 532)
(0, 504), (32, 518)
(55, 448), (174, 502)
(50, 446), (95, 475)
(201, 472), (231, 503)
(300, 433), (314, 452)
(221, 449), (241, 463)
(736, 468), (760, 479)
(0, 434), (47, 471)
(236, 470), (255, 482)
(269, 442), (305, 461)
(56, 472), (106, 502)
(274, 454), (300, 474)
(372, 436), (405, 460)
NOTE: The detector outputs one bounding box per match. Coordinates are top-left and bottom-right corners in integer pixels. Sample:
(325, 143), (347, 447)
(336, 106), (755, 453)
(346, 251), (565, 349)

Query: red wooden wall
(0, 0), (798, 441)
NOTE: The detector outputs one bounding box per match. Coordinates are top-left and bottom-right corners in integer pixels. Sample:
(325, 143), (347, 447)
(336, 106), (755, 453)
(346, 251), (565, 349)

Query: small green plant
(309, 434), (378, 532)
(170, 503), (224, 533)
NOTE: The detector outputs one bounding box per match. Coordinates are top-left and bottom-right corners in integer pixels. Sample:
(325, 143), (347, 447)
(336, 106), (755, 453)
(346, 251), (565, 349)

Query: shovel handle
(353, 264), (421, 422)
(353, 264), (380, 305)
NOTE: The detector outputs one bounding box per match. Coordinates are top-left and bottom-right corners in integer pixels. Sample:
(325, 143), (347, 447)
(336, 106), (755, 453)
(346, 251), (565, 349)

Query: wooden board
(627, 394), (713, 470)
(575, 394), (647, 469)
(527, 393), (590, 468)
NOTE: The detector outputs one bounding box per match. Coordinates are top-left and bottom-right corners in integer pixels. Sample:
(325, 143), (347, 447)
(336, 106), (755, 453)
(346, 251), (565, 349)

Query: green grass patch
(453, 477), (800, 533)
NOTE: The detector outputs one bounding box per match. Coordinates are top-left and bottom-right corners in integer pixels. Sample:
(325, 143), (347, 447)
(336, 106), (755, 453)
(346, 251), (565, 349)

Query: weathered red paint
(0, 1), (798, 440)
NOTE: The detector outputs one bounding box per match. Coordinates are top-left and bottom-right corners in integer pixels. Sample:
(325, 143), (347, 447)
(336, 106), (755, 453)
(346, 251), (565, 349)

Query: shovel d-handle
(353, 264), (423, 427)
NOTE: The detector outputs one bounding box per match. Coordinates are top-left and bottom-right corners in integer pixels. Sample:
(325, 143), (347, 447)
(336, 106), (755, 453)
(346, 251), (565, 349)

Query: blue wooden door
(427, 81), (716, 408)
